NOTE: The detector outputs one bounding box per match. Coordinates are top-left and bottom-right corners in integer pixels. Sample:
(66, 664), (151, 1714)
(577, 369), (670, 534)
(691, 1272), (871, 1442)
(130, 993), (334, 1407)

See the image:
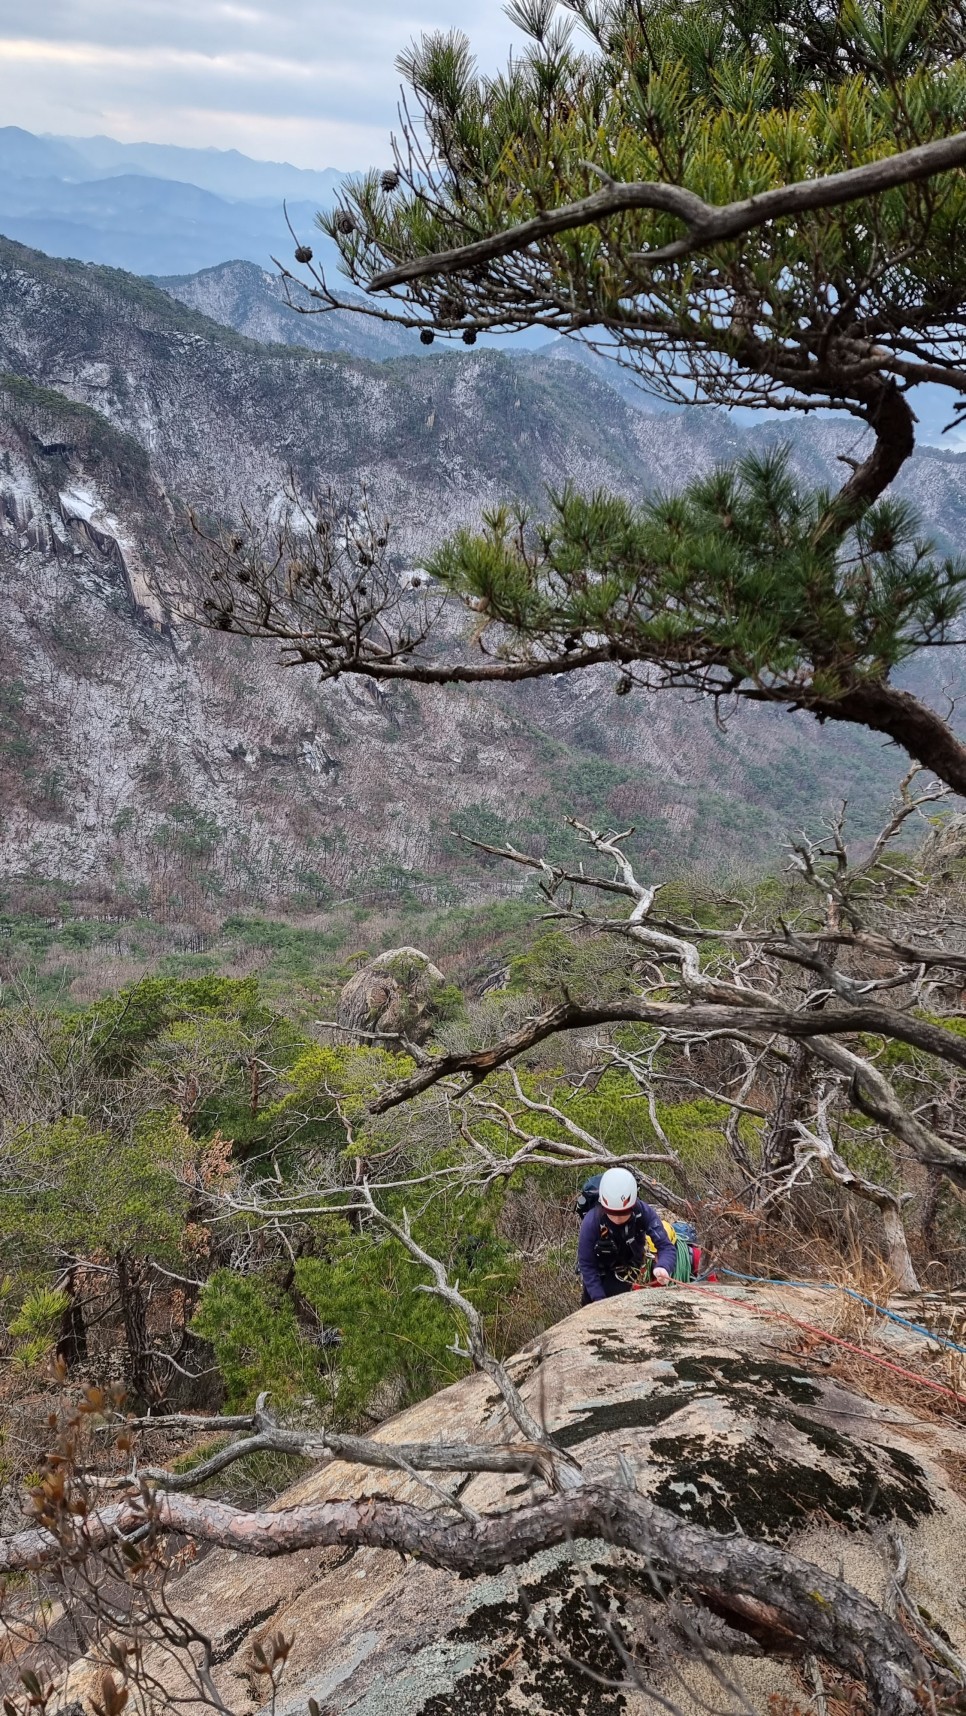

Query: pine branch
(369, 131), (966, 289)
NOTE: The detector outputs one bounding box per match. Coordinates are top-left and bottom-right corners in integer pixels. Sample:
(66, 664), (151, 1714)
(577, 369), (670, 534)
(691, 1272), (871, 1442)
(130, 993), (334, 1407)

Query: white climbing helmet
(598, 1167), (639, 1212)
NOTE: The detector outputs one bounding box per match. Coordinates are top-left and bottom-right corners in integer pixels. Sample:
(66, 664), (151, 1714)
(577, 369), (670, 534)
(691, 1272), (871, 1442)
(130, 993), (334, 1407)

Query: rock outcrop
(336, 947), (450, 1044)
(77, 1283), (966, 1715)
(922, 813), (966, 873)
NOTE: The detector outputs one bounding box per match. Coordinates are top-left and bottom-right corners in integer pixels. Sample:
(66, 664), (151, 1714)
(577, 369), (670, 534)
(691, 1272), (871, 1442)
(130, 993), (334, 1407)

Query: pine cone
(294, 244), (313, 264)
(333, 209), (357, 235)
(380, 169), (400, 192)
(420, 329), (435, 345)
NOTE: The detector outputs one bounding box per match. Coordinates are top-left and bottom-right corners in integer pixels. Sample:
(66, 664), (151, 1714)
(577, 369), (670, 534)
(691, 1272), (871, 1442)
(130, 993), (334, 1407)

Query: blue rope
(714, 1266), (966, 1358)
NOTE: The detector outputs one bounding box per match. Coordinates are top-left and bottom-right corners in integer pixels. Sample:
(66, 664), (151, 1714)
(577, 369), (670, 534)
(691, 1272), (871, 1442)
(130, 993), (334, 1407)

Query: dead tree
(337, 778), (966, 1285)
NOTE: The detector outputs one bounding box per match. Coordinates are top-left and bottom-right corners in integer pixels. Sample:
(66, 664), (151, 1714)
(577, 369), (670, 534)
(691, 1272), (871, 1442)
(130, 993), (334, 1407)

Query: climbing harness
(576, 1176), (703, 1283)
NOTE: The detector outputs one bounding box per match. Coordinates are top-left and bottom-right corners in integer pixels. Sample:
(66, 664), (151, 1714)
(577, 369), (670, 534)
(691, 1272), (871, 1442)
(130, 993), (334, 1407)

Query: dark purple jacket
(578, 1200), (677, 1301)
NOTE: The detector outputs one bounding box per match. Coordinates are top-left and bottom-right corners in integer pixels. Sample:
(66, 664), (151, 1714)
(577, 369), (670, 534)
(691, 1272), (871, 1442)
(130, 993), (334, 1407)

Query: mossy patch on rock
(649, 1428), (935, 1540)
(555, 1390), (697, 1448)
(673, 1353), (821, 1406)
(417, 1563), (633, 1716)
(558, 1349), (822, 1448)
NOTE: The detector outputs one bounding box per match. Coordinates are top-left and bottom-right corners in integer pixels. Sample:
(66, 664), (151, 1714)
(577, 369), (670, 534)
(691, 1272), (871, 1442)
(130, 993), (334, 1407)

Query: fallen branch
(94, 1400), (559, 1492)
(2, 1483), (929, 1715)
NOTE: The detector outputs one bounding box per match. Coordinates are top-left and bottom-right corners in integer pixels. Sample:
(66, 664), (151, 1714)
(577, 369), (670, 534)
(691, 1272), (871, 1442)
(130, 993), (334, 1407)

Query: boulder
(335, 947), (450, 1045)
(921, 813), (966, 872)
(63, 1284), (966, 1714)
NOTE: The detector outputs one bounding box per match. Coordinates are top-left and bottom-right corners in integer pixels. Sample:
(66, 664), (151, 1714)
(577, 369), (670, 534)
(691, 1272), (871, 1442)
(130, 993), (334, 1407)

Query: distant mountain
(158, 264), (674, 379)
(0, 126), (343, 206)
(0, 233), (961, 909)
(51, 133), (345, 206)
(155, 259), (422, 362)
(0, 125), (341, 279)
(540, 337), (680, 414)
(0, 128), (550, 352)
(0, 129), (86, 181)
(153, 252), (966, 449)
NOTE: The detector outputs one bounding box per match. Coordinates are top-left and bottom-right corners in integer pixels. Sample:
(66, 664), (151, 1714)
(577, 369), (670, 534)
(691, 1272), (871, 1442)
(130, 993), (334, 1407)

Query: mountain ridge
(0, 125), (343, 281)
(0, 234), (962, 909)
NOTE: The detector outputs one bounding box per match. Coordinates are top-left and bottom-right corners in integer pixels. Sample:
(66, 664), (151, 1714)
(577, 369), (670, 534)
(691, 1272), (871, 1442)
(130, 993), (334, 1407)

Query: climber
(577, 1167), (677, 1305)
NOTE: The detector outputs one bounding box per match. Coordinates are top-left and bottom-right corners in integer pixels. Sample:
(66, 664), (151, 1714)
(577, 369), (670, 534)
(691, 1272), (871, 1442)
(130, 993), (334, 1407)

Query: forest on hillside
(3, 790), (965, 1514)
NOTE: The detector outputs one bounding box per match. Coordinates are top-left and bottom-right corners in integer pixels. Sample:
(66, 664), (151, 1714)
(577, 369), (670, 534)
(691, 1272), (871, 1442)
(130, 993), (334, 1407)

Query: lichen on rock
(336, 946), (454, 1045)
(59, 1286), (966, 1715)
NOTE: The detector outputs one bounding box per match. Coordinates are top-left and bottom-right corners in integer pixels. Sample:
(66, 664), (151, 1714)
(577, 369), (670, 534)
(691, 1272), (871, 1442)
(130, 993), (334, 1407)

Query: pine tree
(191, 0), (966, 788)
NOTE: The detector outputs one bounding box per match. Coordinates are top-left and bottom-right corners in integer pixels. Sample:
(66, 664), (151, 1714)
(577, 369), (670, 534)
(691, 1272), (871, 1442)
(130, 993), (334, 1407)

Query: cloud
(0, 1), (520, 167)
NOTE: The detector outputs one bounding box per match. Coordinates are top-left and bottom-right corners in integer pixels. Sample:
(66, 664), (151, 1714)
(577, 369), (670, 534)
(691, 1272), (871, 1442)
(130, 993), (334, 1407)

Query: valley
(0, 234), (964, 913)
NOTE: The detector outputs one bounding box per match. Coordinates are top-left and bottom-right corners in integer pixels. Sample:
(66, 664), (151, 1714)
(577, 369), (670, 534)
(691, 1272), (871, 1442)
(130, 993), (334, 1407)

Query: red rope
(680, 1281), (965, 1405)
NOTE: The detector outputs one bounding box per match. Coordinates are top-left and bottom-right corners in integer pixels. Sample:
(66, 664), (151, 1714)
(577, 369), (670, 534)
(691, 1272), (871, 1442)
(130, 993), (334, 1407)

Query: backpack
(575, 1173), (606, 1218)
(575, 1175), (703, 1281)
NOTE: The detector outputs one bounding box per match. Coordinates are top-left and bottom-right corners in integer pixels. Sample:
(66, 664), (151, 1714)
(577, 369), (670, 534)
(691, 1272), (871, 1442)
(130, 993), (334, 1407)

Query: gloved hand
(652, 1267), (671, 1287)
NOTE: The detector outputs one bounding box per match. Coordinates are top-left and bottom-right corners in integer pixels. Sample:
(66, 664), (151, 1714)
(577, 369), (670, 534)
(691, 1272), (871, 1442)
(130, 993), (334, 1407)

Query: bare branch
(0, 1483), (929, 1715)
(359, 1182), (582, 1490)
(790, 1093), (919, 1292)
(95, 1404), (558, 1493)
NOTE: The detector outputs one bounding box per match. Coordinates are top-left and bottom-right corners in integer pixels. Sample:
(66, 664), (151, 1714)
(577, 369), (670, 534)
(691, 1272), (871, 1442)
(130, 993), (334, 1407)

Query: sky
(0, 1), (518, 169)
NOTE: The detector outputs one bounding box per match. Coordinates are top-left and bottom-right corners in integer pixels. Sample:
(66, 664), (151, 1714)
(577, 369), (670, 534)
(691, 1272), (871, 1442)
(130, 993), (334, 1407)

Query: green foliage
(301, 0), (966, 768)
(0, 1114), (191, 1280)
(190, 1272), (322, 1411)
(429, 981), (466, 1023)
(8, 1287), (70, 1341)
(428, 452), (966, 702)
(657, 1097), (748, 1170)
(296, 1196), (516, 1424)
(283, 1041), (411, 1116)
(152, 803), (222, 861)
(329, 0), (966, 413)
(7, 1286), (70, 1369)
(221, 914), (344, 970)
(82, 975), (278, 1077)
(509, 928), (641, 1005)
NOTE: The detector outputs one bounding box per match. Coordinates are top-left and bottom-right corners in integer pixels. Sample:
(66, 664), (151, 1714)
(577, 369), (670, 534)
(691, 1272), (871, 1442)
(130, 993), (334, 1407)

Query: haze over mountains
(0, 126), (345, 280)
(0, 124), (958, 436)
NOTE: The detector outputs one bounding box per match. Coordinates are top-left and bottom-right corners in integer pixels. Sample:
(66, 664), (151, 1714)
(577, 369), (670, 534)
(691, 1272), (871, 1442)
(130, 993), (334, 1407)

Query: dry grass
(822, 1247), (902, 1342)
(488, 1253), (580, 1360)
(824, 1347), (965, 1424)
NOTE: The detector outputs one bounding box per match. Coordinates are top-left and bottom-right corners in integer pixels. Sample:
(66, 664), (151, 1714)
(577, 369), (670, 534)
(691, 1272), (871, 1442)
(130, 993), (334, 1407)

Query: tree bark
(1, 1483), (928, 1713)
(814, 379), (915, 538)
(115, 1253), (161, 1409)
(807, 679), (966, 797)
(371, 998), (966, 1106)
(56, 1263), (88, 1373)
(760, 1043), (811, 1194)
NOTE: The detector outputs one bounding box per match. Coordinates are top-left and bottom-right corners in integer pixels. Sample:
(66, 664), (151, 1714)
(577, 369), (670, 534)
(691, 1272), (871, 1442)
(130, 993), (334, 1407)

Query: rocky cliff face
(1, 235), (964, 906)
(62, 1284), (966, 1715)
